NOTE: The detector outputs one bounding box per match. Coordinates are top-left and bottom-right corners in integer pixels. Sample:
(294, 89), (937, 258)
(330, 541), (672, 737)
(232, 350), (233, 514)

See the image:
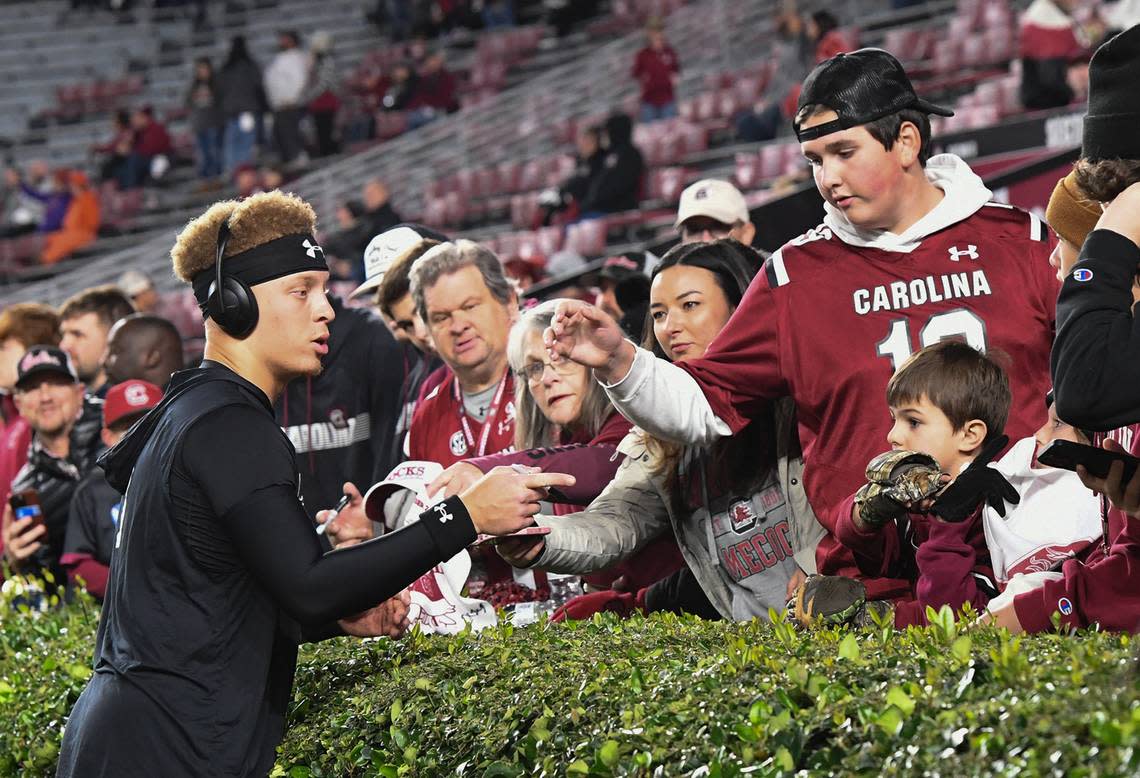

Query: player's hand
(339, 589), (411, 639)
(1095, 181), (1140, 250)
(316, 482), (374, 548)
(459, 466), (575, 535)
(1077, 438), (1140, 519)
(543, 299), (634, 383)
(495, 536), (547, 567)
(426, 461), (484, 500)
(1, 503), (46, 568)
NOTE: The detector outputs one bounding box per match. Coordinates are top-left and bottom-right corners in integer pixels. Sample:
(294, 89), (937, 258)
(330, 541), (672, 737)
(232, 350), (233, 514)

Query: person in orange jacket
(41, 171), (100, 265)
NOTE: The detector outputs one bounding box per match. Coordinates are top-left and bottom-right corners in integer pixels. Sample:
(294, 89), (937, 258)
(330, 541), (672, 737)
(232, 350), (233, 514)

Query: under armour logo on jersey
(948, 245), (979, 262)
(302, 239), (324, 259)
(433, 503), (454, 523)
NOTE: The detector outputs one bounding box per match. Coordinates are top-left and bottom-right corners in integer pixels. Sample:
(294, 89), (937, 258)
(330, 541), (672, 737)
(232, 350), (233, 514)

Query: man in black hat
(544, 47), (1060, 609)
(1, 345), (101, 586)
(56, 191), (574, 777)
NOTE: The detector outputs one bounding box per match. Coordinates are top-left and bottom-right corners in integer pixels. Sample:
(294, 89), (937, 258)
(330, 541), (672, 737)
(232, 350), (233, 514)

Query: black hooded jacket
(580, 114), (645, 214)
(275, 294), (408, 517)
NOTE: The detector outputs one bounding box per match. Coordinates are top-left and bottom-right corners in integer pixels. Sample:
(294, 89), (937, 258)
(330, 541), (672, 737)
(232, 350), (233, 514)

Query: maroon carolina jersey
(679, 203), (1058, 592)
(407, 369), (517, 468)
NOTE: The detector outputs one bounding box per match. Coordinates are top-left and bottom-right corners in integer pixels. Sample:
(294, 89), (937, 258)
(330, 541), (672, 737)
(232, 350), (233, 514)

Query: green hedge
(3, 593), (1140, 777)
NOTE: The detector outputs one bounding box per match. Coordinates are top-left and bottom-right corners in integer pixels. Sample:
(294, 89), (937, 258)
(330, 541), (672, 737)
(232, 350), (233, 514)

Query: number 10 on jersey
(876, 309), (988, 371)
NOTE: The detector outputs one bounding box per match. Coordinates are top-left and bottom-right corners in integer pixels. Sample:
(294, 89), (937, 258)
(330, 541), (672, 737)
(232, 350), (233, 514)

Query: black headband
(192, 232), (328, 313)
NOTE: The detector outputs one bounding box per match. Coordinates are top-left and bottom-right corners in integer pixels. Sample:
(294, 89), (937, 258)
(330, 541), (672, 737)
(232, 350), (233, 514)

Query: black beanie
(1082, 23), (1140, 160)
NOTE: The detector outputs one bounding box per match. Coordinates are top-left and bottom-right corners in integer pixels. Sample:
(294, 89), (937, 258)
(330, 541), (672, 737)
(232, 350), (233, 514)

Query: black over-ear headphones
(206, 216), (259, 338)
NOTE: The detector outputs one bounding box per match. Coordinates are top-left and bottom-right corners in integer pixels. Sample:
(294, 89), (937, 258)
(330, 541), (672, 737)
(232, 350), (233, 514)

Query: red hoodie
(1013, 424), (1140, 632)
(833, 492), (996, 627)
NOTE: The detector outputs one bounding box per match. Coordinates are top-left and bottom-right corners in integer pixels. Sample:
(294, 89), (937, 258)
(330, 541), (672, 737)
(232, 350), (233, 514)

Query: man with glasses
(676, 179), (757, 246)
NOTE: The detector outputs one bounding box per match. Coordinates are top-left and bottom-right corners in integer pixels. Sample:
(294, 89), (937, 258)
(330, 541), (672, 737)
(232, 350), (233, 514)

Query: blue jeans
(195, 127), (222, 178)
(640, 101), (678, 123)
(223, 116), (256, 175)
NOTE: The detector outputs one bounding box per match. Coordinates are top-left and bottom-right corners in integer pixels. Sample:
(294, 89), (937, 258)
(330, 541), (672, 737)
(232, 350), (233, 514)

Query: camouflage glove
(852, 450), (943, 529)
(787, 575), (893, 628)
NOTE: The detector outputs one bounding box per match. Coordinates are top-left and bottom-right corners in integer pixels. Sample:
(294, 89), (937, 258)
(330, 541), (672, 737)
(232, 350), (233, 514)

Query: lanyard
(452, 371), (510, 457)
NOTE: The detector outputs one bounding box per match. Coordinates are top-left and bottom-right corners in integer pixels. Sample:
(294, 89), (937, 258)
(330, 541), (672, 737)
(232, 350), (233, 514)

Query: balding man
(103, 314), (184, 389)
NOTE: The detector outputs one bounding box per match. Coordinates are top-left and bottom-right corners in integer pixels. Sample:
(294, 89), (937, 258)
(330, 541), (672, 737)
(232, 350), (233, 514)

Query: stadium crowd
(0, 3), (1136, 775)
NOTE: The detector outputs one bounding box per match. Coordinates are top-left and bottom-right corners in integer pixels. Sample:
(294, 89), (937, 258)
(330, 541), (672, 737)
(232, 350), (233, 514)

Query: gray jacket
(532, 400), (825, 620)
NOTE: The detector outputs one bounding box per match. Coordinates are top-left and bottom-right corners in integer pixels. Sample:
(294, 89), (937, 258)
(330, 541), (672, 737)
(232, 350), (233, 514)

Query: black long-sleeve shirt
(57, 364), (475, 778)
(1052, 229), (1140, 431)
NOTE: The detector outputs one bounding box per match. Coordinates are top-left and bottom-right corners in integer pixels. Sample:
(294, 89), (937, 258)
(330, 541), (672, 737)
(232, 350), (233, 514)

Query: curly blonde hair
(170, 191), (318, 282)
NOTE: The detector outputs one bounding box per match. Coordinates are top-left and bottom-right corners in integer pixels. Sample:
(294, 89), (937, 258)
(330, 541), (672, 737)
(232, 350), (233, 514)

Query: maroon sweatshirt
(833, 492), (996, 627)
(1013, 424), (1140, 632)
(631, 45), (680, 107)
(467, 412), (685, 590)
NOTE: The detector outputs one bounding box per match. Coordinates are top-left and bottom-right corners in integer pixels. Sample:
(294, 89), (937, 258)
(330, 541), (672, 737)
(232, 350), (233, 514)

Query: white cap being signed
(349, 223), (448, 299)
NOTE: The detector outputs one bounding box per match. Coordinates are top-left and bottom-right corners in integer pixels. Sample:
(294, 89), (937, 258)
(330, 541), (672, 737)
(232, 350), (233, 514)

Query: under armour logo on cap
(302, 239), (324, 259)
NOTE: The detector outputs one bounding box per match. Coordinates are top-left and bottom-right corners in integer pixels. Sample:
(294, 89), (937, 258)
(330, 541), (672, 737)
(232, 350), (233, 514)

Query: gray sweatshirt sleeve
(599, 346), (733, 446)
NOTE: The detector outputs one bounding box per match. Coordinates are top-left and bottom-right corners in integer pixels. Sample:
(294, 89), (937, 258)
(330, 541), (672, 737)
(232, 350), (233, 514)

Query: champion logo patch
(1057, 597), (1073, 616)
(1072, 268), (1094, 283)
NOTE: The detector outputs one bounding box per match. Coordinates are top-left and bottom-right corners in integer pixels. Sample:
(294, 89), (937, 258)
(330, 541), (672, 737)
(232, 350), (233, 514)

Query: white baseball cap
(362, 460), (445, 526)
(674, 179), (750, 229)
(349, 224), (446, 300)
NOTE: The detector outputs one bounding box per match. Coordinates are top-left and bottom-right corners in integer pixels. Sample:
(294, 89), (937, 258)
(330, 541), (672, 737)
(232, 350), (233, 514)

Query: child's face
(887, 396), (978, 475)
(1033, 402), (1087, 463)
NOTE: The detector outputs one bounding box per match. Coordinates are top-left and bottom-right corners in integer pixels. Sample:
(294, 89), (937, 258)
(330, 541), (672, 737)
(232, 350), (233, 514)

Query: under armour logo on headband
(302, 239), (324, 259)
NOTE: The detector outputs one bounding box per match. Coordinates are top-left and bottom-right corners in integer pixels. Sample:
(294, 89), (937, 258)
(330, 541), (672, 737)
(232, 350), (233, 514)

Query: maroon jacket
(134, 121), (173, 157)
(631, 45), (680, 106)
(468, 412), (686, 590)
(833, 492), (996, 627)
(1013, 424), (1140, 632)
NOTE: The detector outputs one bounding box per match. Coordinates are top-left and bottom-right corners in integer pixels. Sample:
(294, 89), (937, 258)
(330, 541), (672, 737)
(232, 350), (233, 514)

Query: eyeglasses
(516, 358), (579, 384)
(680, 218), (734, 242)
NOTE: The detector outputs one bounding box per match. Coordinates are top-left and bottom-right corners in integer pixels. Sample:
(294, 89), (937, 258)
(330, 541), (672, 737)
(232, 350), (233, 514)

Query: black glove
(931, 435), (1020, 523)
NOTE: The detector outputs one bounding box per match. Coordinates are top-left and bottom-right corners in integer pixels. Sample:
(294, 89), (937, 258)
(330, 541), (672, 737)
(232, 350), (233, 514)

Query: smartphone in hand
(8, 488), (45, 530)
(1037, 440), (1140, 484)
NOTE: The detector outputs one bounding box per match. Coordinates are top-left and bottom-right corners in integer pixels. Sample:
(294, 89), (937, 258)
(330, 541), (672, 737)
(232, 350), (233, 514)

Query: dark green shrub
(3, 598), (1139, 777)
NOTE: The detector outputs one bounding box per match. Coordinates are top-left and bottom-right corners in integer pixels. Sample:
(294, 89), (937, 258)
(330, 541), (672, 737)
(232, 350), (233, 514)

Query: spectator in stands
(121, 107), (173, 190)
(361, 178), (403, 237)
(407, 50), (459, 129)
(322, 200), (369, 281)
(40, 171), (100, 265)
(92, 111), (135, 188)
(675, 179), (757, 247)
(116, 269), (205, 343)
(218, 35), (266, 175)
(631, 17), (681, 123)
(0, 305), (60, 504)
(62, 379), (162, 601)
(1, 346), (102, 590)
(993, 24), (1140, 633)
(6, 167), (71, 238)
(545, 49), (1059, 601)
(578, 113), (644, 217)
(0, 160), (48, 238)
(1044, 169), (1102, 281)
(595, 251), (650, 332)
(735, 10), (814, 143)
(405, 240), (519, 465)
(104, 314), (185, 389)
(234, 163), (263, 198)
(59, 285), (135, 398)
(500, 240), (823, 621)
(265, 30), (312, 168)
(382, 61), (419, 112)
(1019, 0), (1097, 110)
(306, 32), (342, 158)
(540, 125), (604, 226)
(186, 57), (224, 182)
